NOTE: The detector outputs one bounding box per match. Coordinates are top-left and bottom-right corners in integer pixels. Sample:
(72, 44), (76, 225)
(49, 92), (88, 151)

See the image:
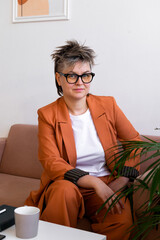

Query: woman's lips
(73, 88), (84, 92)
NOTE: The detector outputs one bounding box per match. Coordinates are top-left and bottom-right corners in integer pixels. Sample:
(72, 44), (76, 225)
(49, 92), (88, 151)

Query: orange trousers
(40, 176), (132, 240)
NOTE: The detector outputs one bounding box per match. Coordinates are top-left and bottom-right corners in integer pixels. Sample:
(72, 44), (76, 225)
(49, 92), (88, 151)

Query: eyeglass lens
(67, 73), (94, 83)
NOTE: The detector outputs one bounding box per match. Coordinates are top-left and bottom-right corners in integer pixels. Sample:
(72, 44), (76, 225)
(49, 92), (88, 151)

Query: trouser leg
(80, 176), (132, 240)
(40, 180), (85, 227)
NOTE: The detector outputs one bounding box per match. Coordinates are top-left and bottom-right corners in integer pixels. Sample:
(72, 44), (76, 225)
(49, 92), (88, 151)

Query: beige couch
(0, 124), (159, 238)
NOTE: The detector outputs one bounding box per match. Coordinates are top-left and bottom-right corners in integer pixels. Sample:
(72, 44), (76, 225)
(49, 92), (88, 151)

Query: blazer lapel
(87, 95), (116, 172)
(56, 95), (117, 172)
(57, 98), (77, 168)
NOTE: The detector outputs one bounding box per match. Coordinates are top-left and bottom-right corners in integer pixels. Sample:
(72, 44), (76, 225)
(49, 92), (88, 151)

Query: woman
(26, 40), (140, 240)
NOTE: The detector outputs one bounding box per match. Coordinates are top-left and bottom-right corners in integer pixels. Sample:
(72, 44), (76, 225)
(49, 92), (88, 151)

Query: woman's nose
(76, 76), (83, 84)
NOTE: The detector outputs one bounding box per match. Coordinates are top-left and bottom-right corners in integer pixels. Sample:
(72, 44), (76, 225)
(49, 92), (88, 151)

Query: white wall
(0, 0), (160, 137)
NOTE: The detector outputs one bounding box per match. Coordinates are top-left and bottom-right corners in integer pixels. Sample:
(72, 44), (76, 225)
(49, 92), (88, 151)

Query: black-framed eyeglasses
(58, 72), (95, 84)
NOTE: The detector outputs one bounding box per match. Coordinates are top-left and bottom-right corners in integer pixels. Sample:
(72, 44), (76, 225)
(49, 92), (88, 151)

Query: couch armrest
(0, 138), (6, 163)
(140, 135), (160, 174)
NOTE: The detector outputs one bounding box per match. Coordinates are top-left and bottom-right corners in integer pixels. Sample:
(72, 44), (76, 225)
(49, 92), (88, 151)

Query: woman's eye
(69, 74), (77, 79)
(83, 74), (90, 78)
(82, 74), (87, 77)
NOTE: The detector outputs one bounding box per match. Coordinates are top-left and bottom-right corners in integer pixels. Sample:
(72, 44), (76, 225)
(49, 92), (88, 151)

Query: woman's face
(56, 61), (92, 102)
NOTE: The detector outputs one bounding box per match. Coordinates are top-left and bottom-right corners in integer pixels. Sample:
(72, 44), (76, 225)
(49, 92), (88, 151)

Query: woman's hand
(77, 175), (124, 214)
(93, 177), (124, 214)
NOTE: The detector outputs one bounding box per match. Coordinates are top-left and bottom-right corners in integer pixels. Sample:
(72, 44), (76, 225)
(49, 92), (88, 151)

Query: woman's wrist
(77, 174), (101, 189)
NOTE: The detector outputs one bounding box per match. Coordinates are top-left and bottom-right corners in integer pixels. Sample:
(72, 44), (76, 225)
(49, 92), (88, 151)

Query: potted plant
(98, 136), (160, 240)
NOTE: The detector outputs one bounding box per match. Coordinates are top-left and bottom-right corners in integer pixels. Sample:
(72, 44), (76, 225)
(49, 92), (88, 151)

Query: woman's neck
(64, 96), (88, 116)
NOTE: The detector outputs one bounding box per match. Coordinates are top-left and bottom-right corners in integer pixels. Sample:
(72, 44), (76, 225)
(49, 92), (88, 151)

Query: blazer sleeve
(37, 109), (74, 181)
(112, 97), (141, 177)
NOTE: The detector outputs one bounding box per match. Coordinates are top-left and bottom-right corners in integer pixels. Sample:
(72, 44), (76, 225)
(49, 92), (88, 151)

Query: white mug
(14, 206), (40, 239)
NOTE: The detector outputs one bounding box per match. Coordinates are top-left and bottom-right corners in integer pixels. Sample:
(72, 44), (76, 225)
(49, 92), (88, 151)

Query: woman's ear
(55, 72), (61, 86)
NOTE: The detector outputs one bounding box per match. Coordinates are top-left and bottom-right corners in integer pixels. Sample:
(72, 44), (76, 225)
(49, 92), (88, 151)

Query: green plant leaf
(100, 136), (160, 240)
(149, 167), (160, 205)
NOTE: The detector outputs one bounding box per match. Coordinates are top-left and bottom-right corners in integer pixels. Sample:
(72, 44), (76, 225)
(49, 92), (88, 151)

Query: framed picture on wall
(13, 0), (68, 23)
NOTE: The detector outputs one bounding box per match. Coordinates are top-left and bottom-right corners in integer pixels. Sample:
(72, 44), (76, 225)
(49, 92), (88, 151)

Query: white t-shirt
(69, 109), (110, 177)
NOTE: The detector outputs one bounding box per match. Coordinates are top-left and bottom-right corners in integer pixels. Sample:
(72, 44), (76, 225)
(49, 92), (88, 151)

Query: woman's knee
(46, 180), (82, 204)
(42, 180), (84, 227)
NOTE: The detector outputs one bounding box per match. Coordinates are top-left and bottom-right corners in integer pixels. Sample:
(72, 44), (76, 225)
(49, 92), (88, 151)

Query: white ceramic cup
(14, 206), (40, 239)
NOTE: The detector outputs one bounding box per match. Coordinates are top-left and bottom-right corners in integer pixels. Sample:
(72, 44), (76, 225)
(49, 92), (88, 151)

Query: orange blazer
(25, 94), (140, 213)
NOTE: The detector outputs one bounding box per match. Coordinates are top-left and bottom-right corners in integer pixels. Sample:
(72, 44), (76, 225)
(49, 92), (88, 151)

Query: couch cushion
(0, 173), (40, 207)
(0, 124), (43, 179)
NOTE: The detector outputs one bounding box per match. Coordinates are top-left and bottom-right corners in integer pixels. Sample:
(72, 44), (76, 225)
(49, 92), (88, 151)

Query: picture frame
(13, 0), (68, 23)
